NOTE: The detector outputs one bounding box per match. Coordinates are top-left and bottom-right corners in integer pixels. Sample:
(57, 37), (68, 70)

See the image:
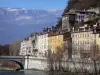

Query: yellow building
(71, 28), (95, 59)
(71, 24), (100, 59)
(48, 34), (64, 52)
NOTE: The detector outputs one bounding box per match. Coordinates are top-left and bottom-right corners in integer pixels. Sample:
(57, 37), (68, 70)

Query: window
(48, 45), (52, 49)
(79, 16), (81, 20)
(87, 40), (89, 44)
(32, 40), (35, 43)
(44, 45), (46, 49)
(62, 17), (66, 20)
(72, 35), (74, 38)
(83, 34), (85, 37)
(80, 41), (81, 45)
(85, 41), (87, 44)
(48, 40), (51, 43)
(77, 40), (78, 45)
(73, 41), (74, 44)
(79, 34), (81, 38)
(87, 33), (89, 37)
(78, 40), (79, 45)
(75, 16), (77, 19)
(82, 41), (84, 45)
(66, 17), (67, 19)
(77, 15), (79, 19)
(76, 35), (77, 38)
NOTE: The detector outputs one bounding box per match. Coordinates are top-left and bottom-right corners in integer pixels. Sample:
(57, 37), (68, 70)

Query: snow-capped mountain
(0, 8), (63, 44)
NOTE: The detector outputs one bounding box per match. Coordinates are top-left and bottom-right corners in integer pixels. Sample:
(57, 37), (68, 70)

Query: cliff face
(63, 0), (100, 14)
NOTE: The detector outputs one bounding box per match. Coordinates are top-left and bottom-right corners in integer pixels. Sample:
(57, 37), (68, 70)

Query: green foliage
(56, 18), (62, 27)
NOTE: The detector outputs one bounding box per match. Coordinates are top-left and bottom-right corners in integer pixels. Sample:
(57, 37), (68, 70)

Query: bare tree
(47, 49), (54, 71)
(47, 43), (66, 71)
(47, 39), (100, 75)
(9, 39), (21, 56)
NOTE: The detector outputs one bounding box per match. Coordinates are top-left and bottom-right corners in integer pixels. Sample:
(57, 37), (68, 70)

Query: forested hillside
(56, 0), (100, 27)
(63, 0), (100, 14)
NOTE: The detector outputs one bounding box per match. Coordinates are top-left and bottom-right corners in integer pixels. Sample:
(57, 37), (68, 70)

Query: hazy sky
(0, 0), (68, 9)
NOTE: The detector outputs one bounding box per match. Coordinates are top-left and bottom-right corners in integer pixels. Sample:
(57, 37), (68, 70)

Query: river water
(0, 70), (68, 75)
(0, 70), (48, 75)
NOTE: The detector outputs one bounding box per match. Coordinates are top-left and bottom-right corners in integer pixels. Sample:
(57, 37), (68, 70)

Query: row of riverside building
(19, 8), (100, 60)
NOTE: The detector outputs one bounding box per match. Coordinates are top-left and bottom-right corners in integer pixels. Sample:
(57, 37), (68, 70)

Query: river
(0, 70), (68, 75)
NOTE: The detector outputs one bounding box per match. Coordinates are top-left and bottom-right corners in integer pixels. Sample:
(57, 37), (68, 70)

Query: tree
(0, 44), (9, 56)
(47, 49), (54, 71)
(9, 39), (21, 56)
(47, 43), (66, 71)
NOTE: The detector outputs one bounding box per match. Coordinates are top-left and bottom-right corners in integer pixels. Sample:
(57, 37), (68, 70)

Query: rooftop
(62, 9), (96, 16)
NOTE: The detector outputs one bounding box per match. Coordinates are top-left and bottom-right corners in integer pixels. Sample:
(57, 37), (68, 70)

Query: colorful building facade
(48, 34), (64, 52)
(71, 24), (100, 59)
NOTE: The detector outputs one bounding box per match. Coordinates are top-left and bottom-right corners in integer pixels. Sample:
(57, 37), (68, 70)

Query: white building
(19, 37), (33, 56)
(19, 40), (27, 55)
(30, 32), (39, 57)
(36, 33), (48, 57)
(26, 37), (33, 55)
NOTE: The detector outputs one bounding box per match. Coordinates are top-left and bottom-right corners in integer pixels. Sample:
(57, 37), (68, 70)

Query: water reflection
(47, 71), (69, 75)
(0, 70), (25, 75)
(0, 70), (68, 75)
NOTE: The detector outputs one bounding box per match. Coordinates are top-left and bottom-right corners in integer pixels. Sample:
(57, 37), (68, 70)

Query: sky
(0, 0), (68, 9)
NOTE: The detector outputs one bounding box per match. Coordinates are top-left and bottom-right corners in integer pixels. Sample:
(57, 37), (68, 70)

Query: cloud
(15, 16), (32, 20)
(7, 8), (19, 11)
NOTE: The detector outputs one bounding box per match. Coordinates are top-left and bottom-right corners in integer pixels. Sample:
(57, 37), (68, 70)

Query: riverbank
(20, 69), (99, 75)
(20, 69), (43, 72)
(0, 68), (98, 75)
(0, 67), (99, 75)
(0, 67), (15, 71)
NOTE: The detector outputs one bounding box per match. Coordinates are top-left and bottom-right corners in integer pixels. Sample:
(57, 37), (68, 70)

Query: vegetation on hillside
(63, 0), (100, 14)
(56, 0), (100, 27)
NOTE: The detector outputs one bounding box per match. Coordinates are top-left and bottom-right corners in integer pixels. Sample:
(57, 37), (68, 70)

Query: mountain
(0, 8), (63, 44)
